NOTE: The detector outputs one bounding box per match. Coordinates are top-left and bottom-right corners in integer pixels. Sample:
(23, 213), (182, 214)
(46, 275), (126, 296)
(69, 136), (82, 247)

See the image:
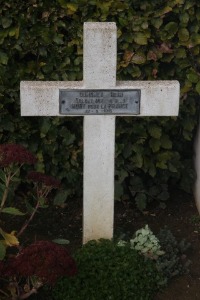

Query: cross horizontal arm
(20, 80), (179, 117)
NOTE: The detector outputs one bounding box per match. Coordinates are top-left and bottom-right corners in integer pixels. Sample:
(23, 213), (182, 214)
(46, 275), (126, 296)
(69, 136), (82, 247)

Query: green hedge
(0, 0), (199, 208)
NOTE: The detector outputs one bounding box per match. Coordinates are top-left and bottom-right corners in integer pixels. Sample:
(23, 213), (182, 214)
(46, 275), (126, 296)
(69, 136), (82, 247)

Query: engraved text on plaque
(59, 89), (140, 115)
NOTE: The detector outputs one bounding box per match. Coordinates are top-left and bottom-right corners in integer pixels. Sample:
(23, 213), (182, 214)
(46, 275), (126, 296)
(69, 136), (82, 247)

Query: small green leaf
(132, 153), (143, 168)
(134, 32), (148, 45)
(130, 66), (141, 78)
(131, 53), (146, 64)
(151, 18), (163, 29)
(54, 190), (70, 206)
(0, 51), (8, 65)
(155, 6), (172, 17)
(187, 73), (199, 83)
(156, 161), (167, 169)
(191, 34), (200, 46)
(123, 143), (132, 158)
(38, 197), (46, 206)
(2, 17), (12, 29)
(164, 22), (177, 33)
(168, 163), (177, 173)
(115, 169), (128, 184)
(149, 186), (160, 197)
(135, 193), (147, 211)
(148, 126), (162, 139)
(2, 207), (25, 216)
(160, 134), (172, 149)
(53, 34), (64, 45)
(159, 202), (166, 209)
(52, 239), (70, 245)
(175, 48), (186, 58)
(149, 138), (161, 152)
(157, 191), (169, 201)
(130, 175), (144, 189)
(178, 28), (189, 42)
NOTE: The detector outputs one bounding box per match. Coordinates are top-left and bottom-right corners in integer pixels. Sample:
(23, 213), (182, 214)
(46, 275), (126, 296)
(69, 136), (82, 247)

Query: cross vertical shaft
(83, 23), (117, 243)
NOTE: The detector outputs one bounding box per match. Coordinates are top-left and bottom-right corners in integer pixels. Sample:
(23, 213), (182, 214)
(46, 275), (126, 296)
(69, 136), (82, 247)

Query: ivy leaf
(187, 72), (199, 83)
(54, 190), (70, 206)
(191, 34), (200, 46)
(53, 34), (64, 45)
(156, 161), (167, 169)
(123, 143), (132, 158)
(179, 12), (189, 24)
(157, 191), (169, 201)
(160, 134), (172, 149)
(123, 50), (134, 63)
(40, 119), (51, 137)
(175, 48), (186, 58)
(134, 32), (148, 45)
(2, 17), (12, 29)
(131, 53), (146, 64)
(155, 6), (172, 17)
(130, 175), (144, 190)
(115, 169), (128, 184)
(159, 202), (166, 209)
(135, 193), (147, 211)
(168, 163), (177, 172)
(130, 66), (141, 78)
(148, 126), (162, 139)
(149, 138), (161, 153)
(0, 51), (8, 65)
(149, 186), (160, 197)
(178, 28), (189, 42)
(164, 22), (178, 38)
(151, 18), (163, 29)
(66, 3), (78, 14)
(132, 153), (143, 168)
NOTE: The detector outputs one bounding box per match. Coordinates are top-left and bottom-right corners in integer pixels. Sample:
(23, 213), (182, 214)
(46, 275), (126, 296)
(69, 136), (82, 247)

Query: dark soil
(3, 189), (200, 299)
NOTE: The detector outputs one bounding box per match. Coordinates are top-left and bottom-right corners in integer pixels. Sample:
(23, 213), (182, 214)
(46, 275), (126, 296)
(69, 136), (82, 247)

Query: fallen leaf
(0, 228), (19, 247)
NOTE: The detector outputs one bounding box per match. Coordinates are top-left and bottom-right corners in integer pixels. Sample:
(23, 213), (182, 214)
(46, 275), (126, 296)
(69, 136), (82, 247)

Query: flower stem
(19, 281), (43, 299)
(0, 173), (11, 213)
(17, 200), (40, 237)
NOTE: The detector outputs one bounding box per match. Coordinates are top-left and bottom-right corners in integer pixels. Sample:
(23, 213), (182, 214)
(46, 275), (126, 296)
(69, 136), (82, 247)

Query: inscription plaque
(59, 89), (140, 115)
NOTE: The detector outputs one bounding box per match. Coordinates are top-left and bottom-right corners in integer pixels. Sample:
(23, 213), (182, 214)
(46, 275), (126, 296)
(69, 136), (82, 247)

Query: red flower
(10, 241), (77, 284)
(0, 144), (37, 167)
(27, 171), (60, 189)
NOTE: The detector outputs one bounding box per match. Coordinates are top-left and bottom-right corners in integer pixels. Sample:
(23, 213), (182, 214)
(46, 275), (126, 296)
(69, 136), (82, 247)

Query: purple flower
(4, 241), (77, 284)
(27, 171), (61, 189)
(0, 144), (37, 167)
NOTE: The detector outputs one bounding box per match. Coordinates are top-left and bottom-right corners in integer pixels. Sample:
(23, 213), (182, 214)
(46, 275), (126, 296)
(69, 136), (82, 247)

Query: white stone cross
(20, 22), (180, 243)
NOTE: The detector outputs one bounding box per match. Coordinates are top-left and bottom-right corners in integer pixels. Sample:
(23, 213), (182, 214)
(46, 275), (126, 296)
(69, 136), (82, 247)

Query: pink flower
(27, 171), (60, 189)
(0, 144), (37, 167)
(11, 241), (77, 284)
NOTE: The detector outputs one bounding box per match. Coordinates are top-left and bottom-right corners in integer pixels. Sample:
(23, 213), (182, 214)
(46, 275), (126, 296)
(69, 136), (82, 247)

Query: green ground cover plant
(52, 239), (163, 300)
(53, 229), (190, 300)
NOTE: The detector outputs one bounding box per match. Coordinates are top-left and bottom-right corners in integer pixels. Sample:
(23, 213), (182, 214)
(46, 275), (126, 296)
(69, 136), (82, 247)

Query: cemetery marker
(20, 22), (180, 243)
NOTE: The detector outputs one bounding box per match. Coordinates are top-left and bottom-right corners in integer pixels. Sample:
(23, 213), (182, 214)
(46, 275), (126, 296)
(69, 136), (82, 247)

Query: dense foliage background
(0, 0), (199, 209)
